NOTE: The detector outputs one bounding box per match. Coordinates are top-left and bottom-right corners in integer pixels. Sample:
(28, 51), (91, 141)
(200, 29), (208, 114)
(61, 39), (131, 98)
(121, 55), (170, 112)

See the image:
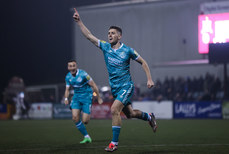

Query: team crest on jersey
(77, 77), (82, 82)
(120, 51), (125, 58)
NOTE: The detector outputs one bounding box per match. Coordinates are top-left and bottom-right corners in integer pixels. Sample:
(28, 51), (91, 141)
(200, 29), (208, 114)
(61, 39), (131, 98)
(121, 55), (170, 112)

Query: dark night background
(0, 0), (124, 101)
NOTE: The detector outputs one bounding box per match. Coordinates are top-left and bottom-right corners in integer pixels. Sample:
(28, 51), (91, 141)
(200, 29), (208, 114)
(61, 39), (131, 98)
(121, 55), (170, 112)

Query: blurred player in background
(3, 76), (29, 120)
(64, 60), (103, 144)
(73, 9), (157, 152)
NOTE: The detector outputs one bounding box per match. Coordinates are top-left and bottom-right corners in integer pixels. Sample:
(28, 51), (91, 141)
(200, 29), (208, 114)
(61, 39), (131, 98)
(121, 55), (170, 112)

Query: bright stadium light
(198, 12), (229, 54)
(101, 86), (110, 92)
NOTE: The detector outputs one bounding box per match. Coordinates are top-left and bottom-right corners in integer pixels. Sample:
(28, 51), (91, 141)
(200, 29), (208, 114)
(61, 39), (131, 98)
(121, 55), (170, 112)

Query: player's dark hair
(68, 60), (77, 63)
(109, 26), (122, 35)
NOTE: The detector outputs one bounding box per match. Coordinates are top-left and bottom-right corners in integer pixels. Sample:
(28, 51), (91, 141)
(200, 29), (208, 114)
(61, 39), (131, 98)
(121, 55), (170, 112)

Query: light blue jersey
(65, 69), (93, 113)
(98, 40), (140, 104)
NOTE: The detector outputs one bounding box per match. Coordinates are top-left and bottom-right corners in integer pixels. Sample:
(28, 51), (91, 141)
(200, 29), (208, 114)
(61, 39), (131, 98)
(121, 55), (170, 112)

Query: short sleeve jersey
(98, 40), (140, 91)
(65, 69), (93, 99)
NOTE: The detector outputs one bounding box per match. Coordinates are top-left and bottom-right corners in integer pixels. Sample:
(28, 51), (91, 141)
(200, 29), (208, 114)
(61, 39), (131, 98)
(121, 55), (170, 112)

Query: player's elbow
(86, 33), (93, 40)
(141, 60), (147, 67)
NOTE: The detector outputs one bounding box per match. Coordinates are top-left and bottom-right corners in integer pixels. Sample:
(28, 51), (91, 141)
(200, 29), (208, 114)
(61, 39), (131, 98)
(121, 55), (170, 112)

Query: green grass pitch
(0, 119), (229, 153)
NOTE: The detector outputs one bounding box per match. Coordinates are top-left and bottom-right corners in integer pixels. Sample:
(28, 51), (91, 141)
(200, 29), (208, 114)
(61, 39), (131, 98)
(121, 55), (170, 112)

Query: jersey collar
(113, 43), (123, 52)
(71, 69), (79, 77)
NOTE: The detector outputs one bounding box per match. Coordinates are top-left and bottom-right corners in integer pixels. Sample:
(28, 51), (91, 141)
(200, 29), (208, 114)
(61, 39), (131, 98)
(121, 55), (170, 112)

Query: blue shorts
(112, 83), (134, 106)
(70, 97), (92, 114)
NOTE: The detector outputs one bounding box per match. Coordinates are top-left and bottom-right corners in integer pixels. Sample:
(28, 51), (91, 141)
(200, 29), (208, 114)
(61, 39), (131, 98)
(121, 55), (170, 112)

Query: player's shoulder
(66, 72), (71, 76)
(78, 69), (85, 73)
(100, 40), (110, 47)
(121, 43), (134, 51)
(100, 40), (107, 44)
(78, 69), (88, 76)
(100, 40), (109, 44)
(65, 72), (72, 79)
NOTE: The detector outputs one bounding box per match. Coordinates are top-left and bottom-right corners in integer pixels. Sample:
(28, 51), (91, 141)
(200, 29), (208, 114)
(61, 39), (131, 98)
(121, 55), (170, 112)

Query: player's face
(68, 62), (77, 75)
(108, 29), (121, 45)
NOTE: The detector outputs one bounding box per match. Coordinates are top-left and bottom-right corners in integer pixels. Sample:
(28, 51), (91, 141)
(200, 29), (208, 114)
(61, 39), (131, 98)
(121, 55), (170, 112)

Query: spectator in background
(200, 89), (211, 101)
(12, 91), (28, 120)
(3, 76), (29, 120)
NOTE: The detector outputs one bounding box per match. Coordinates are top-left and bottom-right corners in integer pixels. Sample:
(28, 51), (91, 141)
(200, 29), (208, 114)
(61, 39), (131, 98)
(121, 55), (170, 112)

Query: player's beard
(110, 40), (119, 47)
(70, 69), (77, 76)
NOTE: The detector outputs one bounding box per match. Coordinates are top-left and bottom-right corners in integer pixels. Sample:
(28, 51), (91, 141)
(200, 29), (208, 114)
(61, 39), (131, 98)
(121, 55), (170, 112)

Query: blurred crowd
(1, 73), (227, 120)
(132, 73), (225, 102)
(2, 73), (228, 106)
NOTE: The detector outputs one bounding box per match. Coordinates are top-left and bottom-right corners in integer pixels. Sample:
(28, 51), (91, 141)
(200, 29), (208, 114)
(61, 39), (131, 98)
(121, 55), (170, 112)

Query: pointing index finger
(74, 8), (79, 14)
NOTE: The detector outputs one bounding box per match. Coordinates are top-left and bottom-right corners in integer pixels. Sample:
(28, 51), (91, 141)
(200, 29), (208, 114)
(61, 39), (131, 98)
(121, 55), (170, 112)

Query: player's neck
(111, 42), (121, 50)
(71, 69), (78, 77)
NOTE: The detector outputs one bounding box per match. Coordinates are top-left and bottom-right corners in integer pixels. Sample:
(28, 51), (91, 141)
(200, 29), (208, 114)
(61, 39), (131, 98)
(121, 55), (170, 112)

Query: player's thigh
(72, 109), (81, 122)
(70, 99), (82, 110)
(116, 84), (134, 106)
(81, 99), (92, 114)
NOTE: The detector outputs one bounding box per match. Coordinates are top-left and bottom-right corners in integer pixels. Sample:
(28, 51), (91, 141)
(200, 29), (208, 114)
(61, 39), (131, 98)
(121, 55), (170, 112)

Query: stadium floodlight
(198, 12), (229, 54)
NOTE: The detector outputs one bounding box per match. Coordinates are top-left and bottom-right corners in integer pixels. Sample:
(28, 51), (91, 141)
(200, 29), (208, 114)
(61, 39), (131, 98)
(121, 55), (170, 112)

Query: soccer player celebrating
(64, 60), (103, 144)
(73, 9), (157, 152)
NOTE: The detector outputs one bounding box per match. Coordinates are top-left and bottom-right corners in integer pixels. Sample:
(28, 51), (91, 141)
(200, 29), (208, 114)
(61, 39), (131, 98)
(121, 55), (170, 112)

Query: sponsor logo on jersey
(108, 57), (124, 66)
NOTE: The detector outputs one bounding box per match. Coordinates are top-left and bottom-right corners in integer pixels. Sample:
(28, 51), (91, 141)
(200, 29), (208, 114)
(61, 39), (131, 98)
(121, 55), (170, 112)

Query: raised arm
(88, 80), (103, 104)
(73, 8), (99, 47)
(136, 56), (154, 89)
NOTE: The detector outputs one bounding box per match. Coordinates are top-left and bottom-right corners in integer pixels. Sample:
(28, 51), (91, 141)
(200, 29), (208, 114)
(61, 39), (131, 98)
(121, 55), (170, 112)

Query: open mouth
(70, 70), (76, 74)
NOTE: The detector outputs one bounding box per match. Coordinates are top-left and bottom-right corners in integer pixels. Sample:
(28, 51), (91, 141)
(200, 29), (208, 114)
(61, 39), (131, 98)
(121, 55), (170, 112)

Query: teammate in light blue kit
(64, 60), (103, 144)
(73, 9), (157, 152)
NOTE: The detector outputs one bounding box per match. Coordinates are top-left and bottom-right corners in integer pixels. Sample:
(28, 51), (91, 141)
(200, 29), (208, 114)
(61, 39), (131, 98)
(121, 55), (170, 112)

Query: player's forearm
(77, 21), (98, 45)
(64, 89), (69, 99)
(73, 8), (98, 46)
(77, 21), (91, 39)
(92, 85), (101, 99)
(142, 61), (152, 81)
